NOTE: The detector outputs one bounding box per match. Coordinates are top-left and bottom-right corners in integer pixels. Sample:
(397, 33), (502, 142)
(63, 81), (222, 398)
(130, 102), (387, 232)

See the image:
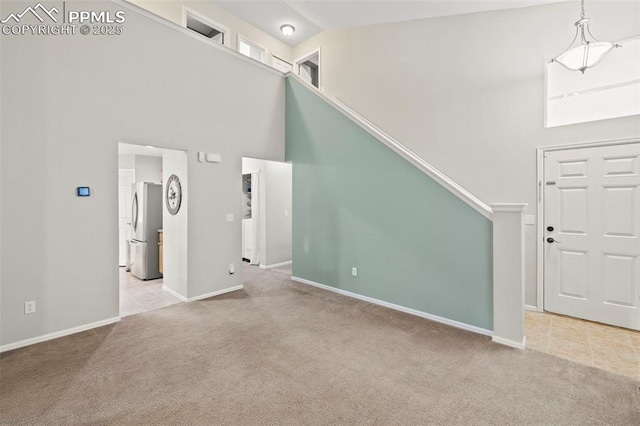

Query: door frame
(118, 168), (136, 267)
(535, 137), (640, 312)
(294, 47), (322, 92)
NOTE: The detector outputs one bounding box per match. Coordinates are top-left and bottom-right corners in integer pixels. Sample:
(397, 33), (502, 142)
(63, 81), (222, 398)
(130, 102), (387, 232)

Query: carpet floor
(1, 266), (639, 425)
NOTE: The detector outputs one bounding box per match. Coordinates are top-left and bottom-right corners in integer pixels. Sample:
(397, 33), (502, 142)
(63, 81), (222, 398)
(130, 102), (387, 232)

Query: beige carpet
(1, 266), (639, 425)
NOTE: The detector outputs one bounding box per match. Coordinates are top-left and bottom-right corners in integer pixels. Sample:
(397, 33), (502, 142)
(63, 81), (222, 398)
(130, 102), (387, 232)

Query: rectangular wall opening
(238, 36), (266, 63)
(296, 49), (321, 89)
(184, 8), (226, 44)
(546, 37), (639, 127)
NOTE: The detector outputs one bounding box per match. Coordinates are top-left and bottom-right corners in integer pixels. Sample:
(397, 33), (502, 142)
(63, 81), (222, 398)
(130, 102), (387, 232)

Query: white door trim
(237, 33), (268, 64)
(535, 137), (640, 312)
(118, 168), (136, 267)
(294, 47), (322, 92)
(182, 6), (229, 46)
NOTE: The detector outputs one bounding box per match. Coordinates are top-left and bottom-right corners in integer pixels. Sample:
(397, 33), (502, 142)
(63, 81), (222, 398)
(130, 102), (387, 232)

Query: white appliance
(129, 182), (163, 280)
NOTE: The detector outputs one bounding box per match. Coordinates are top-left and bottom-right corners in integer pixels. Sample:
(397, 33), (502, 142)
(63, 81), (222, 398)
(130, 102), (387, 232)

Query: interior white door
(544, 143), (640, 330)
(118, 170), (135, 266)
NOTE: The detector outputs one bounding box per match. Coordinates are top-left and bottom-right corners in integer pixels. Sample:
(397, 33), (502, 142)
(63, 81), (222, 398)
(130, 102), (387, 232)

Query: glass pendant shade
(553, 18), (619, 73)
(280, 24), (295, 36)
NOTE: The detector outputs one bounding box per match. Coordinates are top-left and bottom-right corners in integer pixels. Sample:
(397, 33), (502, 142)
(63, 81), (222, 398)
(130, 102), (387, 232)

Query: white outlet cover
(352, 267), (358, 276)
(524, 215), (535, 225)
(229, 263), (235, 274)
(226, 214), (234, 222)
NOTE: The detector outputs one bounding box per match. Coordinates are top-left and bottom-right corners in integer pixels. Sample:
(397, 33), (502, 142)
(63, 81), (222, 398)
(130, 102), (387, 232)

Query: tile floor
(526, 310), (640, 381)
(119, 268), (181, 317)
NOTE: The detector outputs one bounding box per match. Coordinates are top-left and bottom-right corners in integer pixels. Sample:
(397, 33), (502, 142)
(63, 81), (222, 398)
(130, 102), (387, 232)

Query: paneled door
(119, 169), (135, 266)
(544, 143), (640, 330)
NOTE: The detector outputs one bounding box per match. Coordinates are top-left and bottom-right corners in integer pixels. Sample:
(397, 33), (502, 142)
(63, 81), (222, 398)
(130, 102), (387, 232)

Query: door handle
(546, 237), (561, 244)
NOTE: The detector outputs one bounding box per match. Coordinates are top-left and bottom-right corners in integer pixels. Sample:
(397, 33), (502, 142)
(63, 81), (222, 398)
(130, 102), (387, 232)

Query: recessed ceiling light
(280, 24), (295, 37)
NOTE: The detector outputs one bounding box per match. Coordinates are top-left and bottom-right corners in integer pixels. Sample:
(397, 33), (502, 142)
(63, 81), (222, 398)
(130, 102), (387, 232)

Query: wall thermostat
(77, 187), (90, 197)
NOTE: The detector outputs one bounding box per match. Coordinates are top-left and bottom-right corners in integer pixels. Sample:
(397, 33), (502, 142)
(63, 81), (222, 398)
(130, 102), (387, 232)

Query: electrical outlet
(352, 267), (358, 277)
(524, 215), (535, 225)
(229, 263), (235, 274)
(226, 214), (234, 222)
(284, 210), (289, 217)
(24, 300), (36, 314)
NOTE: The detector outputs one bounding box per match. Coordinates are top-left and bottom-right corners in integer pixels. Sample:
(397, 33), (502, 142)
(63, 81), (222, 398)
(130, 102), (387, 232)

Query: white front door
(118, 169), (135, 266)
(544, 143), (640, 330)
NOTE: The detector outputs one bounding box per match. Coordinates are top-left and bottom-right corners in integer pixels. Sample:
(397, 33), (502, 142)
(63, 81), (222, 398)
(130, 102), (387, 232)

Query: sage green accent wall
(285, 78), (493, 330)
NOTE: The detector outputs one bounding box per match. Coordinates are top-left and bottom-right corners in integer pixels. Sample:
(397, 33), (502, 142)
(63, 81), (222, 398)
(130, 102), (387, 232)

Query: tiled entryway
(119, 268), (181, 317)
(526, 310), (639, 381)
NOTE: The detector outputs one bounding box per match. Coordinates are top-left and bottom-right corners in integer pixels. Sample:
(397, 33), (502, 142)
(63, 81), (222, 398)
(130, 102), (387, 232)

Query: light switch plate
(524, 215), (535, 225)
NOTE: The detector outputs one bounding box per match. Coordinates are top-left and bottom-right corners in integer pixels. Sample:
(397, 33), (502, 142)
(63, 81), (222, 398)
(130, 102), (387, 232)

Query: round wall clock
(166, 174), (182, 215)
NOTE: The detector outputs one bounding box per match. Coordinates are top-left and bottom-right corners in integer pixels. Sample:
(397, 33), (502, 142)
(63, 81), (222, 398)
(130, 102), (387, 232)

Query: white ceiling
(213, 0), (567, 47)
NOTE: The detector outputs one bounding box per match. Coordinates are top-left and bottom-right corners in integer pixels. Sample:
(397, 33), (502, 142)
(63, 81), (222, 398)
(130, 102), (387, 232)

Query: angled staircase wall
(286, 76), (494, 331)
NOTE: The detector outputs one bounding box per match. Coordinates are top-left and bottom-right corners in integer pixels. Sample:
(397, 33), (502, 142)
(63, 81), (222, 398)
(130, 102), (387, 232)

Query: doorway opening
(295, 48), (321, 90)
(183, 7), (228, 44)
(118, 142), (188, 317)
(527, 139), (640, 381)
(241, 157), (292, 278)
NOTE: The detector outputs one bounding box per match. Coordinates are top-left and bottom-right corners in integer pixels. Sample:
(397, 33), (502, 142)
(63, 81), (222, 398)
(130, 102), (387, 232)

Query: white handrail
(287, 73), (494, 220)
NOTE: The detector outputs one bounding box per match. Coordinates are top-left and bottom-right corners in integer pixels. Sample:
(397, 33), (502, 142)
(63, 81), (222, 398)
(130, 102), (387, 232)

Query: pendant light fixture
(552, 0), (620, 74)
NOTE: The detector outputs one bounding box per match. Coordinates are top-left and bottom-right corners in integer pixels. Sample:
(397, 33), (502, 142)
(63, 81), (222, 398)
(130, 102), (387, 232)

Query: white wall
(127, 0), (293, 65)
(0, 0), (285, 347)
(242, 158), (292, 267)
(118, 154), (136, 169)
(135, 155), (162, 183)
(162, 149), (188, 298)
(264, 161), (292, 266)
(118, 154), (162, 182)
(292, 1), (640, 306)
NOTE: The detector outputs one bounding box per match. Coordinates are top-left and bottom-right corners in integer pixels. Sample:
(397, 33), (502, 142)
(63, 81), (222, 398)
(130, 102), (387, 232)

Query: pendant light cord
(580, 0), (585, 19)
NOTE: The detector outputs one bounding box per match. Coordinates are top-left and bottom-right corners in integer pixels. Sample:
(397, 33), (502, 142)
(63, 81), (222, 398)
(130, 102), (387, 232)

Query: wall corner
(491, 203), (528, 349)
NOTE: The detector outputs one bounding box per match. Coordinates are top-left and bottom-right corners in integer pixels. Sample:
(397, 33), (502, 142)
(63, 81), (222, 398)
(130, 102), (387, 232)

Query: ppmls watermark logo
(1, 2), (126, 36)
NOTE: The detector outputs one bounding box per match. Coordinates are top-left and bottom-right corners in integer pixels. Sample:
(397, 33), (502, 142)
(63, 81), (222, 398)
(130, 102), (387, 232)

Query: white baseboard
(162, 285), (187, 302)
(186, 285), (244, 302)
(291, 276), (493, 337)
(525, 304), (539, 312)
(492, 335), (527, 350)
(0, 316), (121, 353)
(260, 261), (292, 270)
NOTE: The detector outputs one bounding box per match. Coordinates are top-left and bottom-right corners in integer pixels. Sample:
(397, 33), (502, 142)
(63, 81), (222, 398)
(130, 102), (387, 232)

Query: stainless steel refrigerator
(129, 182), (163, 280)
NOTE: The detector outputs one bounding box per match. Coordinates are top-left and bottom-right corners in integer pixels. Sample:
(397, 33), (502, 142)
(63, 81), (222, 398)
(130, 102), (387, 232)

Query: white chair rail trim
(287, 73), (493, 220)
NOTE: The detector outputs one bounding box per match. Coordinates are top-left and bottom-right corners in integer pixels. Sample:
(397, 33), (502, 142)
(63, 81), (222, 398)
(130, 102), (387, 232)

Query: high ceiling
(213, 0), (567, 46)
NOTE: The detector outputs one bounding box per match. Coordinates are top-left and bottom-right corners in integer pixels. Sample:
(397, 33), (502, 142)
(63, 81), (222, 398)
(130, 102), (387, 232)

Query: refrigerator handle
(132, 191), (138, 232)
